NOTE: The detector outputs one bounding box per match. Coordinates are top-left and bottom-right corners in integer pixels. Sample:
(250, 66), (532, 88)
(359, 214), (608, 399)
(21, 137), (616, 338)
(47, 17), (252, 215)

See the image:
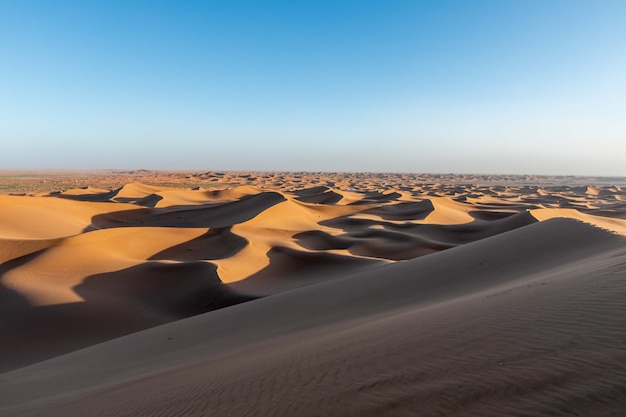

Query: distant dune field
(1, 171), (625, 416)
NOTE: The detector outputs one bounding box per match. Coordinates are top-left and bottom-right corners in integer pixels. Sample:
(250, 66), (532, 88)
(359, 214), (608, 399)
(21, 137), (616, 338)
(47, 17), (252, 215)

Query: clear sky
(1, 0), (625, 175)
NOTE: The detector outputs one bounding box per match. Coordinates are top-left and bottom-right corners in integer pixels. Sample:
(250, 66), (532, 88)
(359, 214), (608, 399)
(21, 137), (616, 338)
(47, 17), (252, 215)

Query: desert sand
(1, 171), (625, 416)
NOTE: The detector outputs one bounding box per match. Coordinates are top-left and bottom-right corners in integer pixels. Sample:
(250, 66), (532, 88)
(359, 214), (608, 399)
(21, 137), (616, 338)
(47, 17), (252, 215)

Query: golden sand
(1, 171), (625, 416)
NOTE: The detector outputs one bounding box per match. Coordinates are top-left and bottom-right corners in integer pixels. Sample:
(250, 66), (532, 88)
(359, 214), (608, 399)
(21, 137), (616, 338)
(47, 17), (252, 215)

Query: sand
(1, 171), (625, 416)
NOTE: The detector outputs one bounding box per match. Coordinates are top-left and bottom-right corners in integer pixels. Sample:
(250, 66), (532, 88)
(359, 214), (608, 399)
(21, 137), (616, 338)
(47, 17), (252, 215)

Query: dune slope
(0, 219), (625, 416)
(1, 173), (625, 416)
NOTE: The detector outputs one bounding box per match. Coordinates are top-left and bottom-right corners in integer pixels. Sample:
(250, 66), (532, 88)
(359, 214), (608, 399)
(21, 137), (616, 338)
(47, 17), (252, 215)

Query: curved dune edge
(1, 176), (625, 415)
(0, 218), (624, 416)
(0, 195), (142, 239)
(530, 208), (626, 236)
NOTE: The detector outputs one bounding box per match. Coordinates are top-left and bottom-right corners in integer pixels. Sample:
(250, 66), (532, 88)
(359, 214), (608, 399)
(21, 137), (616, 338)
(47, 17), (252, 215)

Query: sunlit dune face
(1, 172), (626, 417)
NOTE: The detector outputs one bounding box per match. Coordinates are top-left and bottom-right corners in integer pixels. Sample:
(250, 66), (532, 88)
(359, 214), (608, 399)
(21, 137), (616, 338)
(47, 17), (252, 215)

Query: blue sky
(1, 0), (625, 175)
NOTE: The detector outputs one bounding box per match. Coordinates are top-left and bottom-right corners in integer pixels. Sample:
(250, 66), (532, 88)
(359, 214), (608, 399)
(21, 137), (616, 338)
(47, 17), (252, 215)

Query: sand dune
(1, 171), (625, 416)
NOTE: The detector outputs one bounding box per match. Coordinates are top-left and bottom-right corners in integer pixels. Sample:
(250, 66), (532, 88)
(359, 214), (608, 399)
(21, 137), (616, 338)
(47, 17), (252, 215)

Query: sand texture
(1, 171), (625, 416)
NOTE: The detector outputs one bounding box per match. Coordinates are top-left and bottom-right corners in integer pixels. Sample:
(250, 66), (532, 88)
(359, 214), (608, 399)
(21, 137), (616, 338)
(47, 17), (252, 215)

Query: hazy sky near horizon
(1, 0), (625, 175)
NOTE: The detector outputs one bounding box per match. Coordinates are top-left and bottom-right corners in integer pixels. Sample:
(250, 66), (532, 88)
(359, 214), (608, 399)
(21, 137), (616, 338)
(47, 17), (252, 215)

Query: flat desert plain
(1, 171), (625, 416)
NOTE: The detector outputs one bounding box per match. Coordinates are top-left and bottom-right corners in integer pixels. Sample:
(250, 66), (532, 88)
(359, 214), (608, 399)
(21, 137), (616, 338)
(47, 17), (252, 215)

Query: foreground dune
(1, 172), (625, 416)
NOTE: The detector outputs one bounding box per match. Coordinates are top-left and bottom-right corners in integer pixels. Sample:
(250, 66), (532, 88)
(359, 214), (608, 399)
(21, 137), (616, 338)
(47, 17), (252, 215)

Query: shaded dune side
(149, 227), (248, 261)
(360, 199), (435, 220)
(1, 227), (215, 304)
(229, 246), (385, 295)
(1, 219), (624, 417)
(74, 261), (256, 318)
(292, 186), (344, 204)
(0, 224), (259, 372)
(109, 184), (273, 207)
(307, 210), (539, 259)
(89, 191), (286, 229)
(0, 237), (63, 264)
(2, 181), (625, 382)
(0, 195), (141, 238)
(0, 259), (255, 373)
(58, 188), (119, 202)
(57, 183), (263, 207)
(0, 188), (374, 372)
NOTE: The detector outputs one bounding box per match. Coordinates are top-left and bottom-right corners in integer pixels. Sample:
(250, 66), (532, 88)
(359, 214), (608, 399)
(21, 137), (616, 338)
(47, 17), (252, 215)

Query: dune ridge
(1, 172), (625, 416)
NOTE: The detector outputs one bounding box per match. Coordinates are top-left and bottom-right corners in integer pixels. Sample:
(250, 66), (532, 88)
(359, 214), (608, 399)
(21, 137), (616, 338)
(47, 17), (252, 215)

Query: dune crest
(1, 171), (625, 416)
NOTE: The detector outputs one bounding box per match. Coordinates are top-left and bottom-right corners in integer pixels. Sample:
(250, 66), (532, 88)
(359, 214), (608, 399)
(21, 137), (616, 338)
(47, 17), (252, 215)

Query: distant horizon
(2, 0), (625, 175)
(2, 167), (625, 179)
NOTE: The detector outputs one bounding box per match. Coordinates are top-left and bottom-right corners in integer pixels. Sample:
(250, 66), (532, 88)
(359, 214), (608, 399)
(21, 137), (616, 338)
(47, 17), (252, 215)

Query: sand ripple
(1, 172), (625, 416)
